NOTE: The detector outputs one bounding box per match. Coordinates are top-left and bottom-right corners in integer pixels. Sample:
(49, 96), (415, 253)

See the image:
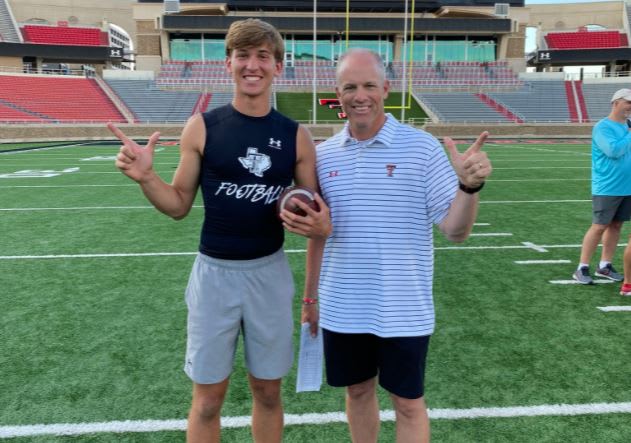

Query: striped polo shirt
(316, 114), (458, 337)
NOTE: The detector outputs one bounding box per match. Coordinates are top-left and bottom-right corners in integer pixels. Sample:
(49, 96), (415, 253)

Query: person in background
(572, 88), (631, 285)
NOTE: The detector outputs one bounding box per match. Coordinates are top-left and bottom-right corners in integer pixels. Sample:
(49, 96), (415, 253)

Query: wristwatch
(459, 181), (485, 194)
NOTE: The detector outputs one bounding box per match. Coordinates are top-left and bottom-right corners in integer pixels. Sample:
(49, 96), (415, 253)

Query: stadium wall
(0, 56), (22, 70)
(8, 0), (135, 47)
(528, 1), (623, 33)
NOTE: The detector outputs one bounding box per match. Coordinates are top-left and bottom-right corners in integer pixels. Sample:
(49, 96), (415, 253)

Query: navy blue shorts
(322, 329), (430, 399)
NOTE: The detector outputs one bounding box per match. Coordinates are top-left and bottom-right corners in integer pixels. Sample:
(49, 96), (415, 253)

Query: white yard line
(469, 233), (512, 237)
(2, 402), (631, 438)
(597, 306), (631, 312)
(515, 260), (571, 264)
(481, 199), (590, 204)
(549, 280), (614, 285)
(521, 242), (548, 252)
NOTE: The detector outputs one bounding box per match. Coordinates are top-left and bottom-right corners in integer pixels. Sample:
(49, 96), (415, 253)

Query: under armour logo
(238, 147), (271, 177)
(386, 164), (396, 177)
(268, 138), (282, 149)
(329, 171), (339, 177)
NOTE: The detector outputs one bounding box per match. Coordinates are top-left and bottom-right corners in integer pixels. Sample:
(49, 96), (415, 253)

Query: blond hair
(225, 18), (284, 62)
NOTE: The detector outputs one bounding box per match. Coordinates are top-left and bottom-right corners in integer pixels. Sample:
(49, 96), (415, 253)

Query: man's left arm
(439, 132), (492, 243)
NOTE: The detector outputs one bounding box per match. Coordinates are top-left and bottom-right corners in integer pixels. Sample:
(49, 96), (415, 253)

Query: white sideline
(597, 306), (631, 312)
(2, 402), (631, 438)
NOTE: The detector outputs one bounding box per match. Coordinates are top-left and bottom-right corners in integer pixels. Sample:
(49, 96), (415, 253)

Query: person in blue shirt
(573, 88), (631, 285)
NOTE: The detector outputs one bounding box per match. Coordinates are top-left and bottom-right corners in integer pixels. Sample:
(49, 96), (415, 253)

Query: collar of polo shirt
(340, 113), (396, 148)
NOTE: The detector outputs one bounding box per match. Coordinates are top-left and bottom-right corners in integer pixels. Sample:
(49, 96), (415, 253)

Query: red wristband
(302, 297), (318, 305)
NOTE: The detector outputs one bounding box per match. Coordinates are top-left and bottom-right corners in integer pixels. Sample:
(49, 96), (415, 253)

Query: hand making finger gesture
(107, 122), (161, 184)
(443, 131), (491, 189)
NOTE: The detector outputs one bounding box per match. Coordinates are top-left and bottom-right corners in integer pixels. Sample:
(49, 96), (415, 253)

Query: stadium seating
(545, 30), (626, 49)
(0, 74), (125, 122)
(417, 92), (514, 123)
(21, 24), (106, 46)
(105, 79), (203, 122)
(486, 80), (571, 122)
(0, 0), (21, 43)
(157, 59), (522, 90)
(205, 91), (233, 110)
(581, 82), (627, 122)
(0, 102), (45, 122)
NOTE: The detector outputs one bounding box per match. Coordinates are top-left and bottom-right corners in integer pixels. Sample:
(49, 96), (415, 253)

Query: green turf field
(276, 92), (428, 123)
(1, 140), (631, 441)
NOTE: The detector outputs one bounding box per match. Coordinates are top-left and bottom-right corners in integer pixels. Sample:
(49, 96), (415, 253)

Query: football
(277, 186), (320, 217)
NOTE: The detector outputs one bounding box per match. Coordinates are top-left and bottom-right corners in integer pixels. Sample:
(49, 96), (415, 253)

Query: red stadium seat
(0, 75), (126, 122)
(21, 25), (106, 46)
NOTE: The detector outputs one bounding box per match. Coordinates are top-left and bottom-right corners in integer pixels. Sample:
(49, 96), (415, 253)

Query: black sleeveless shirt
(199, 104), (298, 259)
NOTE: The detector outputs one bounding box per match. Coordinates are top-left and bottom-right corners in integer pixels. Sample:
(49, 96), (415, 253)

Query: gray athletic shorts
(184, 248), (295, 384)
(592, 195), (631, 224)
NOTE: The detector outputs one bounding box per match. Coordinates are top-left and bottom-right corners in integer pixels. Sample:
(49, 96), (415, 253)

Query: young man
(286, 48), (491, 442)
(572, 88), (631, 285)
(108, 19), (330, 443)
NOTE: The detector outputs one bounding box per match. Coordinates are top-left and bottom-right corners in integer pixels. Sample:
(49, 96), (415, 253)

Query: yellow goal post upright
(341, 0), (417, 122)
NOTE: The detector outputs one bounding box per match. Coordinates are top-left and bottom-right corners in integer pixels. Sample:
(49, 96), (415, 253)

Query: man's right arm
(109, 113), (205, 220)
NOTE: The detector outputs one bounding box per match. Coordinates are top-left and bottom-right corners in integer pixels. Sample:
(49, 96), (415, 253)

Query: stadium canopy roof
(163, 14), (512, 34)
(529, 47), (631, 67)
(0, 42), (125, 63)
(139, 0), (524, 13)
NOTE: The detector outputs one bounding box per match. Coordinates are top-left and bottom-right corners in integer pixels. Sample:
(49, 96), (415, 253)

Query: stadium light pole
(401, 0), (408, 123)
(312, 0), (317, 125)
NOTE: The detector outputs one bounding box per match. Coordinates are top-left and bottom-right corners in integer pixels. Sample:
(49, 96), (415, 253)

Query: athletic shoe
(595, 264), (624, 282)
(573, 266), (593, 285)
(620, 283), (631, 296)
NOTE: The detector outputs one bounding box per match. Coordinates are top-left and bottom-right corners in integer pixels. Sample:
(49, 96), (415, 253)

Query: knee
(591, 224), (607, 235)
(347, 379), (376, 402)
(191, 393), (224, 422)
(392, 396), (426, 421)
(250, 379), (282, 410)
(609, 220), (624, 232)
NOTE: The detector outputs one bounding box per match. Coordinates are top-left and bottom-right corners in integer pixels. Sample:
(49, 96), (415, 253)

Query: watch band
(459, 181), (485, 194)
